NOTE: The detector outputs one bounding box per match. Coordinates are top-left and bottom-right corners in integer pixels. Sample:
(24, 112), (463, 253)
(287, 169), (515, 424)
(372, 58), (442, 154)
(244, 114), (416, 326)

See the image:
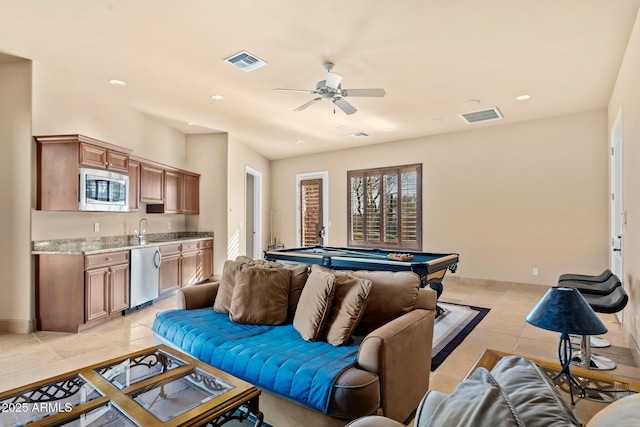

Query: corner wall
(185, 133), (229, 275)
(0, 58), (33, 331)
(608, 7), (640, 361)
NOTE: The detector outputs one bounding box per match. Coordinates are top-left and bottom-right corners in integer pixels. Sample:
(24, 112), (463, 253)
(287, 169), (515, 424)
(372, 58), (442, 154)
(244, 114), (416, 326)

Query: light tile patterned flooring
(1, 278), (639, 418)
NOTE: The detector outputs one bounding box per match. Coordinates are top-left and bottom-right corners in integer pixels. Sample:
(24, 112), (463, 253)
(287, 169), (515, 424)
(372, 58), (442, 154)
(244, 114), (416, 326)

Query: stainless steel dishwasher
(130, 246), (161, 307)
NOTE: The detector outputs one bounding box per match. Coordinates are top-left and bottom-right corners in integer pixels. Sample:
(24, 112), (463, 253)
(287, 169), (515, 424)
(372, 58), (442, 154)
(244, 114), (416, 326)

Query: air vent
(350, 132), (369, 138)
(224, 51), (267, 72)
(459, 107), (503, 124)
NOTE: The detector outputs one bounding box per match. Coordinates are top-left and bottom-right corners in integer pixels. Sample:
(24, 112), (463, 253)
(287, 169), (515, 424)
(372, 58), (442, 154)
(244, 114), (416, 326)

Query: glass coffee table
(0, 345), (262, 427)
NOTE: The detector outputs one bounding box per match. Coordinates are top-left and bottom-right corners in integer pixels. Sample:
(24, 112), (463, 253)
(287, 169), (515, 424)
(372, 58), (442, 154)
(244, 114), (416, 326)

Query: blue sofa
(152, 263), (437, 427)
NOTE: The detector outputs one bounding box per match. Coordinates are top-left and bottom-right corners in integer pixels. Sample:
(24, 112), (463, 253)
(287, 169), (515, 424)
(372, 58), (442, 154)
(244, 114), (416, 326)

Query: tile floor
(1, 278), (639, 423)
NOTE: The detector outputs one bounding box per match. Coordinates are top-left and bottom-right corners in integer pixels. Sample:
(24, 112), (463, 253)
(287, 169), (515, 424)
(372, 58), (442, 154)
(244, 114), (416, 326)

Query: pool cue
(322, 246), (391, 259)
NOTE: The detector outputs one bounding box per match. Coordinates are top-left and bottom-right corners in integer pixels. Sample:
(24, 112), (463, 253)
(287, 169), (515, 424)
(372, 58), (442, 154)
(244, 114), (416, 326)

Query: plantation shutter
(348, 164), (421, 250)
(300, 179), (323, 246)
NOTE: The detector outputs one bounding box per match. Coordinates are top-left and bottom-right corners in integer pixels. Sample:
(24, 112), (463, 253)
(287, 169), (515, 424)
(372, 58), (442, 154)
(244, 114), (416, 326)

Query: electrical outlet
(532, 268), (539, 276)
(94, 223), (99, 232)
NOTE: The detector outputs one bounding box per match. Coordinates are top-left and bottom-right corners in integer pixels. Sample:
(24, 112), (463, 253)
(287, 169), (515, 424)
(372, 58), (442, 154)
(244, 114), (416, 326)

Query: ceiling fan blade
(325, 72), (343, 90)
(333, 97), (357, 115)
(274, 88), (316, 94)
(294, 97), (322, 112)
(342, 88), (386, 97)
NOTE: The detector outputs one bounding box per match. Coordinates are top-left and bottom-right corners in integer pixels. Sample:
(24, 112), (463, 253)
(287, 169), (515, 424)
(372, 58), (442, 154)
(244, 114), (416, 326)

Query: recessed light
(462, 99), (481, 106)
(295, 140), (304, 144)
(187, 122), (199, 126)
(516, 94), (531, 101)
(337, 125), (350, 131)
(109, 79), (127, 86)
(211, 95), (225, 101)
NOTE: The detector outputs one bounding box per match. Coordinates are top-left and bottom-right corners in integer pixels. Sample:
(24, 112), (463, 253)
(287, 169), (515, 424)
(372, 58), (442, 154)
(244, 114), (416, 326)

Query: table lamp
(525, 287), (608, 404)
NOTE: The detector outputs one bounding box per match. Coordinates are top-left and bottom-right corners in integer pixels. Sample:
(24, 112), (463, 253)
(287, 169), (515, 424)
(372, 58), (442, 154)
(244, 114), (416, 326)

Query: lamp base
(553, 333), (586, 405)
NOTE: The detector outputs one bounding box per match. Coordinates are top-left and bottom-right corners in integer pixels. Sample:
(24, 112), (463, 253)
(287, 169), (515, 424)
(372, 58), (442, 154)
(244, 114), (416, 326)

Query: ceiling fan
(274, 63), (386, 115)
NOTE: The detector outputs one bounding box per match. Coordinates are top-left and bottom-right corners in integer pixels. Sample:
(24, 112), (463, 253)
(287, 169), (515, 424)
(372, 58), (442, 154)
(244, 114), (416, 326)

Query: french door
(297, 172), (328, 247)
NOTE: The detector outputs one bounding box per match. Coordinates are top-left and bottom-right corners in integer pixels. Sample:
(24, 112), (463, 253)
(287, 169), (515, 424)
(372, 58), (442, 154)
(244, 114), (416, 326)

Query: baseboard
(623, 324), (640, 368)
(0, 318), (35, 334)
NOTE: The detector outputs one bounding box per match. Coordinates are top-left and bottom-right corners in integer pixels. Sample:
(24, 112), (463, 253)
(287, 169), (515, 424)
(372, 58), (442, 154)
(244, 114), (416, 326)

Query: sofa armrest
(177, 281), (220, 310)
(415, 287), (437, 311)
(357, 307), (435, 423)
(345, 415), (406, 427)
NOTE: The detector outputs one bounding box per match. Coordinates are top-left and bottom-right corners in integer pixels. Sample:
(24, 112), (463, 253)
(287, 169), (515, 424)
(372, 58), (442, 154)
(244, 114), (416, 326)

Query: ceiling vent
(224, 51), (267, 72)
(350, 132), (369, 138)
(459, 107), (503, 124)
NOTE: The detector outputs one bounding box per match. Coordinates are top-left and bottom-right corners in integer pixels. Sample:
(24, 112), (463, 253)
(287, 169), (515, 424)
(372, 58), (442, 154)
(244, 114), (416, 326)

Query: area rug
(431, 302), (490, 371)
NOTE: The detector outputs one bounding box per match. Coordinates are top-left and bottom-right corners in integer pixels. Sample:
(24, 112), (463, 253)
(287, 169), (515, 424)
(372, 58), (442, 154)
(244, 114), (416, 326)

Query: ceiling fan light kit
(275, 62), (386, 115)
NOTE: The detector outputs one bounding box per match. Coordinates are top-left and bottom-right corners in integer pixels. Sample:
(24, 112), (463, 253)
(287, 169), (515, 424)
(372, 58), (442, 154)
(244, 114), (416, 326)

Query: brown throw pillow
(325, 274), (372, 346)
(283, 263), (309, 319)
(229, 266), (291, 325)
(293, 267), (336, 341)
(213, 260), (247, 314)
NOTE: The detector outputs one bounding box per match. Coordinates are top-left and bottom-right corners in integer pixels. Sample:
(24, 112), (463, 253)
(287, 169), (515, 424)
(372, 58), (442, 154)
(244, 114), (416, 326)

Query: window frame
(347, 163), (422, 250)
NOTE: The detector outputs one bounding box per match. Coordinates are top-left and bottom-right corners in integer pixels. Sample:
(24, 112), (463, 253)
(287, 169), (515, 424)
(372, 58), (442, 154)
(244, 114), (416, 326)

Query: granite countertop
(32, 232), (214, 255)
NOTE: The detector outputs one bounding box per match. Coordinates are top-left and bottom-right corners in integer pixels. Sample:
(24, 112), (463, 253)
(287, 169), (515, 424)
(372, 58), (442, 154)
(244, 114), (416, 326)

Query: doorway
(610, 110), (623, 284)
(297, 172), (329, 247)
(245, 166), (262, 259)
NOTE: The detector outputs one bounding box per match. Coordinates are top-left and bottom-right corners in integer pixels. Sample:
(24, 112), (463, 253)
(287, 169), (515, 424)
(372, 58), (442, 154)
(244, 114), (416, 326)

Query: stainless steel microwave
(79, 168), (129, 212)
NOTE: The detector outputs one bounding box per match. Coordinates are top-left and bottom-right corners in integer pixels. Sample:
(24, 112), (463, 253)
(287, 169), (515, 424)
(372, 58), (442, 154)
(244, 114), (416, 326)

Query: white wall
(185, 133), (229, 275)
(271, 110), (609, 286)
(0, 58), (32, 331)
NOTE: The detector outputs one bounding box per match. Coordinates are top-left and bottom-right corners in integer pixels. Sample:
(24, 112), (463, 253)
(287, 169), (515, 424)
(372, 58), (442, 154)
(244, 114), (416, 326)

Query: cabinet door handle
(105, 257), (111, 261)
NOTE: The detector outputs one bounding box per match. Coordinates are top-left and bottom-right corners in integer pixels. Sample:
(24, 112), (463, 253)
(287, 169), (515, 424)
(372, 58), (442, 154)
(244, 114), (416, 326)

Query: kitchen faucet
(135, 218), (149, 244)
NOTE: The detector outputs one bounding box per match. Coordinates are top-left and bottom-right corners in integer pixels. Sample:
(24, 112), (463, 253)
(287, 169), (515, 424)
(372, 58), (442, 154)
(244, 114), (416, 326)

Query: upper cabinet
(79, 142), (129, 173)
(35, 134), (132, 211)
(147, 169), (200, 215)
(140, 163), (165, 204)
(35, 135), (200, 214)
(128, 159), (141, 212)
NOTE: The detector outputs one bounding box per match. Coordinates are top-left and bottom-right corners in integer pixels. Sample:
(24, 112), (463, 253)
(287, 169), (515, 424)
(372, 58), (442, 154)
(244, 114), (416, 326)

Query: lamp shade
(526, 287), (607, 336)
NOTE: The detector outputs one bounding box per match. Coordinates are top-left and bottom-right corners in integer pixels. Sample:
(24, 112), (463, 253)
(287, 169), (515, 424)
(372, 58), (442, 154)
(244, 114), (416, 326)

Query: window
(348, 164), (422, 250)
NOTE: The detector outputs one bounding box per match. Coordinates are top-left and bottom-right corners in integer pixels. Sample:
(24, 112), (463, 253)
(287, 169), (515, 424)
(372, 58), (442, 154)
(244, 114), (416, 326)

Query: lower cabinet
(159, 244), (181, 295)
(36, 251), (130, 333)
(158, 239), (214, 294)
(85, 262), (130, 322)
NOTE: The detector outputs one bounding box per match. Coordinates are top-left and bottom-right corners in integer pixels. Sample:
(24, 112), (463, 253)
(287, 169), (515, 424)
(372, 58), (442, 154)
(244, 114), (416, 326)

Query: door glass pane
(401, 170), (418, 244)
(383, 173), (398, 243)
(350, 176), (364, 242)
(366, 175), (381, 242)
(301, 180), (322, 246)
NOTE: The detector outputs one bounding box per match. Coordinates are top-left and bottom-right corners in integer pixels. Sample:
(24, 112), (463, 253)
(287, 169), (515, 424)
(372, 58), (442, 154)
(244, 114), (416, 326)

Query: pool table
(263, 245), (458, 299)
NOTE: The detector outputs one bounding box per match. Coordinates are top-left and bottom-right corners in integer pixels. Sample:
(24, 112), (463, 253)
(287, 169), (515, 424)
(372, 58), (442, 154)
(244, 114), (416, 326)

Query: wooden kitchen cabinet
(183, 173), (200, 214)
(163, 170), (182, 214)
(36, 250), (130, 333)
(199, 239), (214, 282)
(159, 244), (181, 294)
(84, 251), (130, 324)
(79, 142), (129, 172)
(35, 134), (132, 211)
(140, 163), (165, 203)
(128, 159), (140, 212)
(148, 170), (199, 215)
(181, 242), (200, 287)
